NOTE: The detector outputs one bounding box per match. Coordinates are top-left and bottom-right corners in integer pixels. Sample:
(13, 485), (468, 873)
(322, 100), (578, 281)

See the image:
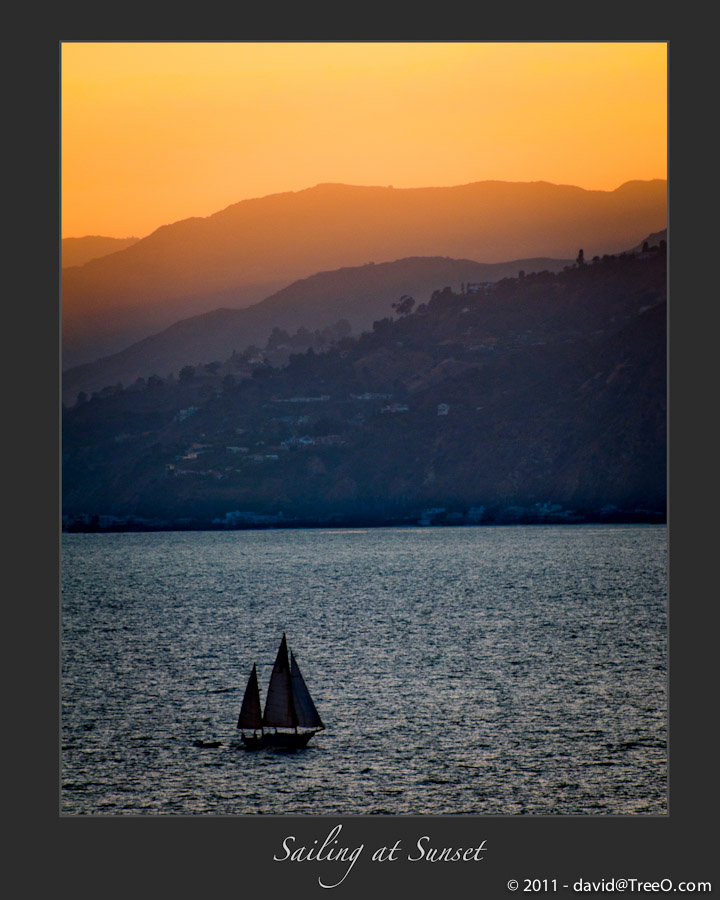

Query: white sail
(290, 651), (325, 730)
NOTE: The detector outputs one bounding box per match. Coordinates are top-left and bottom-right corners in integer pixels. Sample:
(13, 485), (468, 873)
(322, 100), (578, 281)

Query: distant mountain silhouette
(61, 179), (667, 368)
(61, 235), (140, 268)
(61, 255), (573, 404)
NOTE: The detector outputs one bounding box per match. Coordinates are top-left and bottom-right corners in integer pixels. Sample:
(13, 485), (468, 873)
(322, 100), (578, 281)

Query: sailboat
(237, 633), (325, 749)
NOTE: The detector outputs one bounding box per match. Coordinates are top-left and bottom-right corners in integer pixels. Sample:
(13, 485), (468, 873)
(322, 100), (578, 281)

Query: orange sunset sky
(61, 42), (667, 240)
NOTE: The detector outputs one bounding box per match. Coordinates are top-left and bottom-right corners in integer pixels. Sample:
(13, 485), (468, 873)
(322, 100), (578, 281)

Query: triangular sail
(290, 651), (325, 730)
(262, 633), (296, 728)
(237, 663), (263, 730)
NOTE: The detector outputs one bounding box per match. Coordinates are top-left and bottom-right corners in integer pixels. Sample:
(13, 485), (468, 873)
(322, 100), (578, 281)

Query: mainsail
(237, 663), (262, 730)
(262, 633), (295, 728)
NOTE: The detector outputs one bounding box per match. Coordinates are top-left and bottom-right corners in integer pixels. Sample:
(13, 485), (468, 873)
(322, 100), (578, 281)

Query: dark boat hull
(241, 730), (319, 750)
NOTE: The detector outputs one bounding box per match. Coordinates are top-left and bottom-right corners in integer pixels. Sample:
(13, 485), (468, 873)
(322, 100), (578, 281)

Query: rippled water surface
(61, 525), (667, 815)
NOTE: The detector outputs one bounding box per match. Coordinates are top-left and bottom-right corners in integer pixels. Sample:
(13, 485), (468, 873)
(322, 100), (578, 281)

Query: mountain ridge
(62, 235), (140, 268)
(61, 179), (667, 368)
(61, 254), (574, 403)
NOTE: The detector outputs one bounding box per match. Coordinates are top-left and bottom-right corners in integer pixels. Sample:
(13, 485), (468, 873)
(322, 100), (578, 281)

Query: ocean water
(61, 525), (667, 816)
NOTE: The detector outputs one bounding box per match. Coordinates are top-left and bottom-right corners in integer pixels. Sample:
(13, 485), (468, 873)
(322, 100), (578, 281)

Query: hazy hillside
(61, 235), (140, 268)
(62, 243), (667, 528)
(61, 179), (667, 367)
(630, 228), (667, 252)
(61, 254), (572, 404)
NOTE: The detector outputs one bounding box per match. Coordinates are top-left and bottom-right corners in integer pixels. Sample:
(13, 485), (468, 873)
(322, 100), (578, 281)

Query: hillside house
(381, 403), (409, 413)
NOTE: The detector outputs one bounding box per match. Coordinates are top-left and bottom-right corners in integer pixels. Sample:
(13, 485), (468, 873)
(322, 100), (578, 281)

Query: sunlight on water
(61, 525), (667, 815)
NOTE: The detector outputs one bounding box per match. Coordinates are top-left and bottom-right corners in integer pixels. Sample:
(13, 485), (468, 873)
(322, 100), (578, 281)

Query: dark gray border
(24, 24), (714, 899)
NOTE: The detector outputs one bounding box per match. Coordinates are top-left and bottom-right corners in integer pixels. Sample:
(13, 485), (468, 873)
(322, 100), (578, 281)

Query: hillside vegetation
(62, 245), (667, 529)
(61, 254), (573, 403)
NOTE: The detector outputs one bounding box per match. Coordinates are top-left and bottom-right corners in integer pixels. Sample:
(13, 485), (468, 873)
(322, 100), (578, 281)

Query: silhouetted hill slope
(630, 228), (667, 252)
(61, 179), (667, 367)
(62, 246), (666, 526)
(61, 235), (140, 268)
(61, 254), (572, 404)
